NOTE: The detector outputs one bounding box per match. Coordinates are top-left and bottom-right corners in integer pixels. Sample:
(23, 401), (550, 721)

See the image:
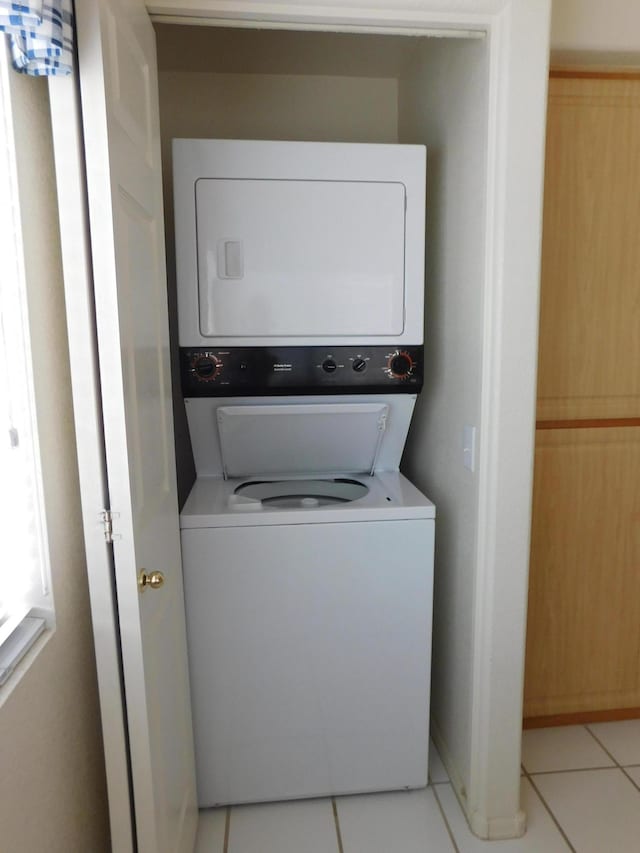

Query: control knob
(352, 358), (367, 374)
(192, 354), (221, 381)
(322, 358), (338, 374)
(387, 351), (414, 380)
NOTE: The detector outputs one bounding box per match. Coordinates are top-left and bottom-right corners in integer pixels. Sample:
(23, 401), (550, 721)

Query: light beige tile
(429, 739), (449, 784)
(336, 787), (455, 853)
(228, 798), (338, 853)
(195, 808), (227, 853)
(521, 725), (613, 773)
(533, 768), (640, 853)
(588, 719), (640, 766)
(437, 779), (570, 852)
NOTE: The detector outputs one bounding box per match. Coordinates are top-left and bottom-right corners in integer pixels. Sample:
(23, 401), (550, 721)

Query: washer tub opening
(234, 477), (369, 508)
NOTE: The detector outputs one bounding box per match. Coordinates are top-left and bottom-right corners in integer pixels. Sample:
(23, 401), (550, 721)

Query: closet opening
(154, 18), (491, 817)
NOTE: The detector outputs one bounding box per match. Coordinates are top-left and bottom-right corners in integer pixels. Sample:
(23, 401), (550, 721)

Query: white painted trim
(468, 0), (551, 839)
(432, 716), (526, 839)
(151, 15), (484, 36)
(147, 0), (504, 31)
(148, 0), (508, 10)
(469, 807), (527, 841)
(48, 74), (135, 853)
(0, 615), (46, 687)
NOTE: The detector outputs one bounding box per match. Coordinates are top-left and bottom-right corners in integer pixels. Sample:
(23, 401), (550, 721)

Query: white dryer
(173, 139), (435, 807)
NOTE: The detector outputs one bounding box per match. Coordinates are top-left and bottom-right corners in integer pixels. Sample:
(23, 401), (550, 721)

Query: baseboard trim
(431, 717), (466, 802)
(431, 718), (526, 840)
(524, 707), (640, 729)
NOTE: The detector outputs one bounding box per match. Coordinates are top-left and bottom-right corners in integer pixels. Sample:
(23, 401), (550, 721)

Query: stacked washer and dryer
(173, 139), (435, 808)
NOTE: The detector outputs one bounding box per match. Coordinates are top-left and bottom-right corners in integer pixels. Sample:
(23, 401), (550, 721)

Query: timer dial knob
(387, 351), (414, 380)
(192, 354), (221, 381)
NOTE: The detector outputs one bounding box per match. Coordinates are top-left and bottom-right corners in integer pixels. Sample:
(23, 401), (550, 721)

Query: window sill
(0, 617), (51, 707)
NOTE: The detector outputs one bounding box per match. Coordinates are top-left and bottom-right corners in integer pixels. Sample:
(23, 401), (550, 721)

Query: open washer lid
(216, 402), (389, 478)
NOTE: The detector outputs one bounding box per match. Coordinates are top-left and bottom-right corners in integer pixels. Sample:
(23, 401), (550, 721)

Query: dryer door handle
(217, 239), (244, 279)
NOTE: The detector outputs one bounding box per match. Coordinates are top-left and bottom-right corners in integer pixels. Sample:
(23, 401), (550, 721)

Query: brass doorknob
(138, 569), (165, 591)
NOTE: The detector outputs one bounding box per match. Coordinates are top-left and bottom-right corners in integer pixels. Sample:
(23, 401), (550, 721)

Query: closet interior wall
(399, 36), (489, 792)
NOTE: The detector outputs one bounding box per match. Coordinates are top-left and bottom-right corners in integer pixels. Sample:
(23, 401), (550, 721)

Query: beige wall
(0, 71), (109, 852)
(551, 0), (640, 57)
(158, 70), (398, 145)
(158, 70), (399, 213)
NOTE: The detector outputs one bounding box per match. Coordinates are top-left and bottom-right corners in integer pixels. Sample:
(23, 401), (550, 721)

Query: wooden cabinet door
(525, 427), (640, 718)
(537, 75), (640, 423)
(524, 74), (640, 720)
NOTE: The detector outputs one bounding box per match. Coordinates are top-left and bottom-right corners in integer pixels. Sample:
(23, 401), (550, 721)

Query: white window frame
(0, 41), (53, 691)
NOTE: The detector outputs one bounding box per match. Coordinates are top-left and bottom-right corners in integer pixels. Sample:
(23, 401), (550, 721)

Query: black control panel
(180, 345), (424, 397)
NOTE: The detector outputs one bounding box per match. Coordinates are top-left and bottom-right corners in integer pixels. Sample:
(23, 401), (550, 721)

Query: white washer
(180, 397), (434, 807)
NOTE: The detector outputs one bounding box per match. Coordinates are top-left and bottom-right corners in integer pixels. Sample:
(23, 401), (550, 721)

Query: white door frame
(53, 0), (550, 842)
(146, 0), (551, 839)
(49, 74), (135, 852)
(66, 0), (199, 848)
(50, 1), (198, 848)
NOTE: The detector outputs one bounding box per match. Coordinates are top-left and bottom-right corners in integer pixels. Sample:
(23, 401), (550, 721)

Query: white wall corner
(466, 0), (551, 839)
(432, 716), (526, 840)
(551, 0), (640, 56)
(468, 807), (527, 840)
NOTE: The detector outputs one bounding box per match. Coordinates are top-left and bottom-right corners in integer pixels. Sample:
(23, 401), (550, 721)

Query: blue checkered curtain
(0, 0), (73, 76)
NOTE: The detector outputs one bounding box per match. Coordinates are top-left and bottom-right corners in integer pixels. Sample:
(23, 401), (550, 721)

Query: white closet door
(75, 1), (197, 850)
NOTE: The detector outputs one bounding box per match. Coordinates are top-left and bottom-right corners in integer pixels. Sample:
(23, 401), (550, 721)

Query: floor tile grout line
(522, 723), (617, 776)
(331, 797), (345, 853)
(621, 767), (640, 793)
(525, 771), (577, 853)
(584, 724), (624, 768)
(429, 748), (452, 786)
(527, 764), (618, 776)
(431, 784), (461, 853)
(428, 745), (460, 850)
(223, 806), (231, 853)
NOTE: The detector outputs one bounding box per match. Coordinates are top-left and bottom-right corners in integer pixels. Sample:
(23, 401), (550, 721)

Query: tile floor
(195, 720), (640, 852)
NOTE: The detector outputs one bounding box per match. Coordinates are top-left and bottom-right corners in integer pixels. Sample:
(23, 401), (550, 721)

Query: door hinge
(100, 509), (119, 544)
